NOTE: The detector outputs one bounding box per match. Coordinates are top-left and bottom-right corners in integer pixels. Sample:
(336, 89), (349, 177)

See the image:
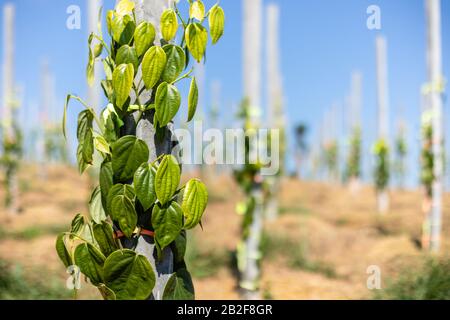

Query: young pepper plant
(55, 0), (224, 300)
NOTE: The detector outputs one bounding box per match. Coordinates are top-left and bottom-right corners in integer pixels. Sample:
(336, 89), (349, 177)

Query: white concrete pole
(2, 3), (20, 216)
(375, 35), (390, 213)
(376, 36), (389, 140)
(2, 3), (14, 138)
(425, 0), (443, 253)
(87, 0), (103, 113)
(240, 0), (263, 300)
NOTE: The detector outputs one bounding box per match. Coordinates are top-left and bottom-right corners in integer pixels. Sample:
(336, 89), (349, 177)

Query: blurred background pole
(2, 3), (20, 216)
(375, 35), (390, 213)
(425, 0), (443, 253)
(87, 0), (102, 114)
(240, 0), (263, 300)
(265, 3), (284, 221)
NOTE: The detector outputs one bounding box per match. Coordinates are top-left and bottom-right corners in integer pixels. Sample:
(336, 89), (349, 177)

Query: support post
(265, 3), (283, 221)
(375, 35), (390, 214)
(121, 0), (175, 300)
(425, 0), (443, 253)
(2, 3), (20, 216)
(240, 0), (263, 300)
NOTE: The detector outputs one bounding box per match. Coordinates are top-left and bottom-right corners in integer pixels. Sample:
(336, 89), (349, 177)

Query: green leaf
(104, 249), (155, 300)
(187, 77), (198, 122)
(111, 135), (149, 182)
(98, 284), (116, 300)
(141, 46), (167, 89)
(209, 4), (225, 44)
(133, 163), (157, 211)
(173, 231), (187, 264)
(77, 110), (94, 164)
(161, 45), (186, 83)
(74, 242), (106, 286)
(162, 268), (195, 300)
(100, 161), (114, 211)
(111, 195), (137, 238)
(106, 10), (114, 35)
(112, 14), (136, 45)
(70, 214), (87, 239)
(89, 186), (107, 224)
(112, 63), (134, 109)
(160, 9), (178, 41)
(94, 135), (111, 154)
(55, 233), (72, 268)
(77, 144), (89, 174)
(155, 155), (180, 205)
(151, 202), (183, 250)
(107, 183), (135, 216)
(155, 82), (181, 127)
(115, 45), (139, 73)
(94, 43), (103, 58)
(189, 1), (205, 21)
(185, 23), (208, 62)
(93, 222), (117, 257)
(134, 22), (156, 57)
(182, 179), (208, 229)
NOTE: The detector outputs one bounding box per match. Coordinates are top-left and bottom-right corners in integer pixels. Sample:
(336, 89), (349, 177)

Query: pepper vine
(55, 0), (224, 300)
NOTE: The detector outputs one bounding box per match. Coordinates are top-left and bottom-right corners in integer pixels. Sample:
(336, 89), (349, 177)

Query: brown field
(0, 164), (449, 300)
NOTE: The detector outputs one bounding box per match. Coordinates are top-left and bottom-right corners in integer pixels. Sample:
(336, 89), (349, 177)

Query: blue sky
(1, 0), (450, 188)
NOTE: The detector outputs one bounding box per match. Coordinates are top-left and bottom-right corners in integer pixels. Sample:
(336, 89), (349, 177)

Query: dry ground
(0, 164), (448, 299)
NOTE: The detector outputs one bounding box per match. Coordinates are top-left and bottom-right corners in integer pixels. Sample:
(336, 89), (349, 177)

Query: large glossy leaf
(111, 195), (137, 238)
(112, 63), (134, 109)
(104, 249), (155, 300)
(209, 4), (225, 44)
(112, 14), (135, 45)
(115, 45), (139, 73)
(187, 77), (198, 122)
(155, 82), (181, 127)
(134, 22), (155, 57)
(133, 163), (157, 211)
(162, 268), (195, 300)
(152, 202), (183, 250)
(74, 242), (106, 286)
(185, 23), (208, 62)
(189, 1), (205, 21)
(106, 184), (135, 217)
(181, 179), (208, 229)
(100, 161), (114, 211)
(160, 9), (178, 41)
(141, 46), (167, 89)
(162, 45), (186, 83)
(93, 222), (117, 257)
(111, 136), (149, 182)
(89, 186), (107, 224)
(55, 233), (72, 268)
(155, 155), (180, 205)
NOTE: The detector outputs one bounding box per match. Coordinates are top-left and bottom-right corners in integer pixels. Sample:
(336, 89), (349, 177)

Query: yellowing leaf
(160, 9), (178, 41)
(189, 1), (205, 21)
(116, 0), (135, 16)
(182, 179), (208, 230)
(185, 23), (208, 62)
(209, 4), (225, 44)
(187, 77), (198, 122)
(142, 46), (167, 89)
